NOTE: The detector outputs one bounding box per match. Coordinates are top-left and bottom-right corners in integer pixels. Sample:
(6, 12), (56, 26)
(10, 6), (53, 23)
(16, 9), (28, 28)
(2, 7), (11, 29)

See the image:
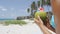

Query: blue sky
(0, 0), (52, 19)
(0, 0), (38, 19)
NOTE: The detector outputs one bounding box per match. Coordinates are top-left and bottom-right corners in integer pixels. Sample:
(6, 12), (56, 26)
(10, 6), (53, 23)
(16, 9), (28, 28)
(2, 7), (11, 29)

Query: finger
(38, 16), (41, 20)
(34, 18), (40, 25)
(34, 18), (43, 25)
(38, 16), (43, 23)
(34, 18), (40, 24)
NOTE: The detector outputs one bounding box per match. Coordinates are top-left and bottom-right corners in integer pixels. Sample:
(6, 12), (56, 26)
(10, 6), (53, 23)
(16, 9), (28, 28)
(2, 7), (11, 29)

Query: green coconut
(35, 11), (47, 22)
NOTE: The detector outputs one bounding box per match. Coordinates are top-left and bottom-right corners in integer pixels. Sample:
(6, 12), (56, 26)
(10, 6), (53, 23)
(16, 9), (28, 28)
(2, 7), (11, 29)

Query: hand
(34, 16), (44, 26)
(34, 16), (52, 34)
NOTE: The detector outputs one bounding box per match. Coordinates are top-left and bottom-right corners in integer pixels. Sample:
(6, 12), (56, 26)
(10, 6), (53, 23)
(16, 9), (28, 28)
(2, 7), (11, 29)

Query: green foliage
(27, 0), (51, 18)
(42, 0), (50, 5)
(47, 0), (50, 5)
(37, 1), (40, 7)
(42, 0), (45, 5)
(31, 1), (36, 10)
(4, 20), (27, 25)
(30, 1), (36, 17)
(27, 8), (30, 13)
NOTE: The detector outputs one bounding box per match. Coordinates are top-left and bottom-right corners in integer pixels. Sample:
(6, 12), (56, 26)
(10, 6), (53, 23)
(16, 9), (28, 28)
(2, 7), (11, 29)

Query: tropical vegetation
(27, 0), (50, 18)
(3, 20), (27, 25)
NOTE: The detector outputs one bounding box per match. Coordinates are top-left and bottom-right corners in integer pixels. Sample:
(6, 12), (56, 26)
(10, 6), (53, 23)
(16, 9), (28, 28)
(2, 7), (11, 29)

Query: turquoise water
(0, 19), (15, 21)
(50, 15), (56, 28)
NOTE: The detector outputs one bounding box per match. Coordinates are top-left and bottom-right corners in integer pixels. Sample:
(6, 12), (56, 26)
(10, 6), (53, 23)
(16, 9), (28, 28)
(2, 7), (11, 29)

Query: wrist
(38, 24), (44, 27)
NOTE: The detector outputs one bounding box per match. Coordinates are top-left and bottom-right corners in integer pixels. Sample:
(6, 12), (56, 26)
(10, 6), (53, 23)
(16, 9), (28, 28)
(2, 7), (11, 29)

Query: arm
(34, 16), (52, 34)
(39, 24), (52, 34)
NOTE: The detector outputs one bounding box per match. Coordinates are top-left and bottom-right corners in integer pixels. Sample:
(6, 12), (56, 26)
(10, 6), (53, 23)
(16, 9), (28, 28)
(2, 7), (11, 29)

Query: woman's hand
(34, 16), (44, 26)
(34, 16), (52, 34)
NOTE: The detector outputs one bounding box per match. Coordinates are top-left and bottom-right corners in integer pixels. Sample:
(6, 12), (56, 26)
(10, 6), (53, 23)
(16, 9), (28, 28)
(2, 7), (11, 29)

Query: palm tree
(47, 0), (50, 5)
(27, 8), (30, 13)
(31, 1), (36, 10)
(30, 1), (36, 17)
(37, 1), (40, 8)
(42, 0), (50, 5)
(42, 0), (45, 5)
(27, 1), (38, 18)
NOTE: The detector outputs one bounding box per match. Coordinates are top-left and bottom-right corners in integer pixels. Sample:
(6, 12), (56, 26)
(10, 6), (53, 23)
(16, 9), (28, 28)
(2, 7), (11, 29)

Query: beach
(0, 19), (55, 34)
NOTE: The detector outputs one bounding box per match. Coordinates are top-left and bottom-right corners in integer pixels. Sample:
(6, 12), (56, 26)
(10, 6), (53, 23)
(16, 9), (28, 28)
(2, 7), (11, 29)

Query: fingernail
(38, 16), (39, 17)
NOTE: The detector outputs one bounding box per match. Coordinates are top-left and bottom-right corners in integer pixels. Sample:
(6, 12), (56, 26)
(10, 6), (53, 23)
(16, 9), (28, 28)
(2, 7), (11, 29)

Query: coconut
(35, 11), (47, 25)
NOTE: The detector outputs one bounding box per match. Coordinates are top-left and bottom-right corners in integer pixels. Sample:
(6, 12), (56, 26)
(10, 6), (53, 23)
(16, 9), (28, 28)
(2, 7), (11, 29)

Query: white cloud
(1, 8), (7, 11)
(0, 6), (7, 11)
(0, 6), (15, 11)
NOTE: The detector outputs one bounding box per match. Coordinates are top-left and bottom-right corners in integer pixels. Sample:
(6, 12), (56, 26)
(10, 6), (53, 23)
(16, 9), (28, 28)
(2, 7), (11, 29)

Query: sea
(0, 19), (15, 21)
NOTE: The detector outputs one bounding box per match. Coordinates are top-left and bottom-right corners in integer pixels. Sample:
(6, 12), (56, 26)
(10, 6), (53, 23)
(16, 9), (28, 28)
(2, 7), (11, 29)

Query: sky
(0, 0), (52, 19)
(0, 0), (38, 19)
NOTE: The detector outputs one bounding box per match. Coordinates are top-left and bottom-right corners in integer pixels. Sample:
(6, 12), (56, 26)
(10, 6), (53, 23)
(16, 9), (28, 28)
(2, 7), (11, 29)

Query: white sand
(0, 19), (55, 34)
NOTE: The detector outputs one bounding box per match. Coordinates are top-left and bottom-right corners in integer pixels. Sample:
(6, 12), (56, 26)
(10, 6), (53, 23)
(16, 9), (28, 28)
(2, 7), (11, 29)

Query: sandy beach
(0, 19), (55, 34)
